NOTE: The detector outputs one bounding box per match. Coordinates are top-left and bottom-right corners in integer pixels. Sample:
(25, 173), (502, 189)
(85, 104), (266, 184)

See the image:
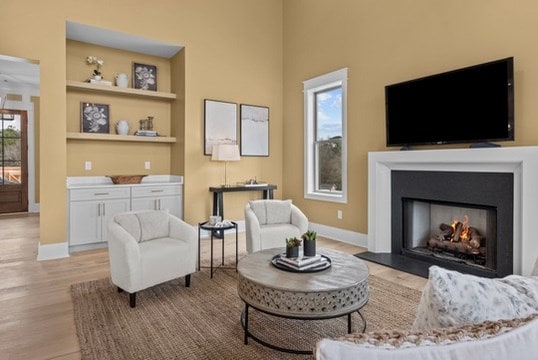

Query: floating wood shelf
(66, 132), (176, 143)
(66, 80), (177, 100)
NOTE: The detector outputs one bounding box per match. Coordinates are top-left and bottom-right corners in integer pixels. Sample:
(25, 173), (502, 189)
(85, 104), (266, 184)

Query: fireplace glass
(402, 199), (497, 272)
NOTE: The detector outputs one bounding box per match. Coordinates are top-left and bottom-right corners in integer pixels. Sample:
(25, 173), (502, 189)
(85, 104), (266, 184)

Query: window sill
(304, 191), (347, 204)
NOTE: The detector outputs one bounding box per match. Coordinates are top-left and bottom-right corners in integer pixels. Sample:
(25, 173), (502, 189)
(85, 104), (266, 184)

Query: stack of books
(134, 130), (158, 137)
(276, 254), (328, 271)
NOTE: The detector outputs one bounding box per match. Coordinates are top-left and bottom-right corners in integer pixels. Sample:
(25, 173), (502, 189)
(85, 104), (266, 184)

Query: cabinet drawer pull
(151, 190), (164, 193)
(94, 192), (110, 196)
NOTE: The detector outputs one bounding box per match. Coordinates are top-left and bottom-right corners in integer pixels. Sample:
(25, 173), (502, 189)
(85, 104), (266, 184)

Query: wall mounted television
(385, 57), (514, 147)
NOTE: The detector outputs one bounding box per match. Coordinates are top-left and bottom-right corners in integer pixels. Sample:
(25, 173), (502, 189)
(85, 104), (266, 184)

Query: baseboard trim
(37, 241), (70, 261)
(309, 222), (368, 248)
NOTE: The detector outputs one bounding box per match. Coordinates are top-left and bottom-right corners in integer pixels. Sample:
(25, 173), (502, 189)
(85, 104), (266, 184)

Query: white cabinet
(67, 179), (183, 249)
(68, 187), (131, 246)
(131, 184), (183, 219)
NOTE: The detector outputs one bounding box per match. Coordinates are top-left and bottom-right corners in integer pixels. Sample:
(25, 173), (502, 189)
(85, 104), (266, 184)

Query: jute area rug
(71, 266), (421, 359)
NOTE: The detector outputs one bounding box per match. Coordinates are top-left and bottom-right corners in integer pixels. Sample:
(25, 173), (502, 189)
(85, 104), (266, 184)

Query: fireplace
(391, 171), (513, 278)
(366, 147), (538, 277)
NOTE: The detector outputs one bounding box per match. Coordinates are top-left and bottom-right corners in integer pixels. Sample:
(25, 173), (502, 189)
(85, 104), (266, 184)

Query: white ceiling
(0, 55), (40, 92)
(66, 21), (183, 58)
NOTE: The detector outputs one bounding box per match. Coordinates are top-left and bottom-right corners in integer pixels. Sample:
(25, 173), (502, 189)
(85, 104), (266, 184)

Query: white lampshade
(211, 144), (240, 162)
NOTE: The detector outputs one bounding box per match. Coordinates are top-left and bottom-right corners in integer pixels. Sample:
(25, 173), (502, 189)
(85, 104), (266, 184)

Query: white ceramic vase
(116, 120), (129, 135)
(115, 73), (129, 88)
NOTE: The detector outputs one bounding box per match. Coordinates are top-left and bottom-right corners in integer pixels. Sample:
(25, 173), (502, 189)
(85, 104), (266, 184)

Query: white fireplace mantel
(368, 146), (538, 276)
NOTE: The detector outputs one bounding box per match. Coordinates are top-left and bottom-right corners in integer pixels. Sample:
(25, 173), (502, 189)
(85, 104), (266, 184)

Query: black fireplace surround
(358, 170), (513, 278)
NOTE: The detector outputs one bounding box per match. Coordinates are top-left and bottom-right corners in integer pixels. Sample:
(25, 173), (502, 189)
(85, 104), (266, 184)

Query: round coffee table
(237, 247), (369, 354)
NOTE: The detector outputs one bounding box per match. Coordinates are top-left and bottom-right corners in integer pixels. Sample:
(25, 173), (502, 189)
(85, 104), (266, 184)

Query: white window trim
(303, 68), (348, 203)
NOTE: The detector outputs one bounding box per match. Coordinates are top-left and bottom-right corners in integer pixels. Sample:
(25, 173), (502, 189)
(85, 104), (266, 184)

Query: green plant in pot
(285, 237), (302, 258)
(302, 230), (317, 257)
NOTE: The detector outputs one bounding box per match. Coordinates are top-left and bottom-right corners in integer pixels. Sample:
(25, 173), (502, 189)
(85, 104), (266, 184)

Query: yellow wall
(283, 0), (538, 234)
(6, 0), (537, 246)
(0, 0), (284, 244)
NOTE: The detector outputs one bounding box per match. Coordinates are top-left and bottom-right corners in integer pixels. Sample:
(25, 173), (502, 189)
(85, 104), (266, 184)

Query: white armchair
(107, 210), (197, 307)
(245, 199), (309, 253)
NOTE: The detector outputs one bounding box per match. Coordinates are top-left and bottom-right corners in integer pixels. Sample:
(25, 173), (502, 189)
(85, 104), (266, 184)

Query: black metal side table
(198, 221), (238, 279)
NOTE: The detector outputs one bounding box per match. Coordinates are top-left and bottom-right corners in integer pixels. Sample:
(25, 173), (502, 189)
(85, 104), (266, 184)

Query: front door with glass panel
(0, 109), (28, 213)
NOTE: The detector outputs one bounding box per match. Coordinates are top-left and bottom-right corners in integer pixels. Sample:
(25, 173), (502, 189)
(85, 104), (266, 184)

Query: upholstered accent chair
(107, 210), (197, 307)
(245, 199), (309, 254)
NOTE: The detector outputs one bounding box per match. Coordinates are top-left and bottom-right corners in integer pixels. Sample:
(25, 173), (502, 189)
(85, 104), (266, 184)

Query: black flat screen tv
(385, 57), (514, 147)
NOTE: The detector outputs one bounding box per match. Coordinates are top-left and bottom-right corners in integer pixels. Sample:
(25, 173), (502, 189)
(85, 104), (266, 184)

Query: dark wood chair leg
(129, 292), (136, 308)
(117, 287), (124, 293)
(185, 274), (191, 287)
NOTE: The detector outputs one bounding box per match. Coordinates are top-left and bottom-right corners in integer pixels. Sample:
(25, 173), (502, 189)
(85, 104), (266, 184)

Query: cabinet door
(101, 198), (131, 242)
(158, 195), (183, 219)
(69, 200), (101, 246)
(131, 197), (158, 212)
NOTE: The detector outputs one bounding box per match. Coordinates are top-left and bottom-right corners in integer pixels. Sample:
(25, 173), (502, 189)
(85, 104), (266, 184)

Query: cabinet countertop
(67, 175), (183, 189)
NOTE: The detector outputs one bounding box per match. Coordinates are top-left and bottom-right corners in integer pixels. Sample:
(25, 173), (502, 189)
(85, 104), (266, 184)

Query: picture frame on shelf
(132, 62), (157, 91)
(80, 102), (110, 134)
(240, 104), (269, 156)
(204, 99), (238, 155)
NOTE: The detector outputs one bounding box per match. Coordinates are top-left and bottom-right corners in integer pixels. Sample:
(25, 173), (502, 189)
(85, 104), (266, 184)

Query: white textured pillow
(265, 199), (292, 224)
(137, 210), (170, 242)
(249, 199), (292, 225)
(249, 200), (267, 225)
(412, 266), (538, 330)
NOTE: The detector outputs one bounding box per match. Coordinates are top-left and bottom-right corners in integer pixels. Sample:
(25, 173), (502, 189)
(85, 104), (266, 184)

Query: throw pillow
(412, 265), (538, 330)
(137, 210), (170, 242)
(114, 213), (142, 241)
(265, 199), (292, 224)
(249, 200), (268, 225)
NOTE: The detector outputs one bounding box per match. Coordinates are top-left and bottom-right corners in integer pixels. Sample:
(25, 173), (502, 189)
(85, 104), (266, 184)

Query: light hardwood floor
(0, 214), (426, 360)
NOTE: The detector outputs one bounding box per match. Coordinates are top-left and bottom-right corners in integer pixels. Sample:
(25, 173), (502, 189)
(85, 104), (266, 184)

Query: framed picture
(132, 62), (157, 91)
(80, 102), (110, 133)
(204, 99), (237, 155)
(240, 104), (269, 156)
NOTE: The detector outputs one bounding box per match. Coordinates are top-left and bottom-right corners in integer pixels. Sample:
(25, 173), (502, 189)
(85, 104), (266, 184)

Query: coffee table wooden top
(237, 247), (369, 318)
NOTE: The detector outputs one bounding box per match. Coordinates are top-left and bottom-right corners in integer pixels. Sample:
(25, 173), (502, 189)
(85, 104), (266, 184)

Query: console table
(209, 184), (277, 219)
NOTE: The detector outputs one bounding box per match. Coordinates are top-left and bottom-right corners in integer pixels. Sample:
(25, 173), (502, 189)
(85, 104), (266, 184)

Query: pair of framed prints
(204, 99), (269, 157)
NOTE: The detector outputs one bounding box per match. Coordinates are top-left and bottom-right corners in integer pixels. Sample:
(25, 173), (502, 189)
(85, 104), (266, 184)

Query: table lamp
(212, 144), (240, 187)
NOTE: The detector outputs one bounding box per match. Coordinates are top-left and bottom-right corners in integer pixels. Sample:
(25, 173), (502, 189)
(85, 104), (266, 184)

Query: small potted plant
(302, 230), (317, 257)
(285, 237), (302, 258)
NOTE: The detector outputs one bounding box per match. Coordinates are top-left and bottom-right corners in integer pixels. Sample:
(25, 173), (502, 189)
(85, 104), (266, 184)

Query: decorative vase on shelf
(115, 73), (129, 88)
(116, 120), (129, 135)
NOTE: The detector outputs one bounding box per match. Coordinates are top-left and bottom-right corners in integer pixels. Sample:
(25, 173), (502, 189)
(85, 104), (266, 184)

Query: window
(304, 68), (347, 203)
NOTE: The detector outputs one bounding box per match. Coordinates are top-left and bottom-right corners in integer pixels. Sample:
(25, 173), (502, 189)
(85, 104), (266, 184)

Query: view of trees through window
(0, 114), (22, 185)
(315, 87), (342, 191)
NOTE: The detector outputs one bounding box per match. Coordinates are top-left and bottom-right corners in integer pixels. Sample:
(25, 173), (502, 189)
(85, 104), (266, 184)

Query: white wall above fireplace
(368, 146), (538, 276)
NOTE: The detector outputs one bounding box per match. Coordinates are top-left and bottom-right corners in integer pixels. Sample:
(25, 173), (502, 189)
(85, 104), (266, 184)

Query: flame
(451, 215), (471, 242)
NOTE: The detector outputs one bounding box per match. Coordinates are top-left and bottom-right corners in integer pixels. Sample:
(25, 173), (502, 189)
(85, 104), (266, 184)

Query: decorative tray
(271, 254), (331, 273)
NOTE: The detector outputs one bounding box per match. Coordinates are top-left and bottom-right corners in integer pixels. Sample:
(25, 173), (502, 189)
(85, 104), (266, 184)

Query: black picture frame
(240, 104), (269, 156)
(204, 99), (238, 155)
(80, 102), (110, 134)
(132, 62), (157, 91)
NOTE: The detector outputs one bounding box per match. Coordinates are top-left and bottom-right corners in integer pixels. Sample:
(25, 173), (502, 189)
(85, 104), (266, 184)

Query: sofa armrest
(107, 221), (142, 292)
(245, 205), (262, 253)
(168, 215), (196, 245)
(291, 204), (309, 234)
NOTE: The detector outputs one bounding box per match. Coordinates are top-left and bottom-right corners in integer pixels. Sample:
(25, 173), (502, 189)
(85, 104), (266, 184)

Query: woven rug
(71, 266), (422, 359)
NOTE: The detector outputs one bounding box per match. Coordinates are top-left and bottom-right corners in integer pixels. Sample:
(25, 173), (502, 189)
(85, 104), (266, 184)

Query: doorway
(0, 109), (28, 213)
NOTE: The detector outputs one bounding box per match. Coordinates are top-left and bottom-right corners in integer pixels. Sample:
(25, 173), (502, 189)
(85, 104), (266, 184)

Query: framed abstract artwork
(204, 99), (238, 155)
(240, 104), (269, 156)
(80, 102), (110, 133)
